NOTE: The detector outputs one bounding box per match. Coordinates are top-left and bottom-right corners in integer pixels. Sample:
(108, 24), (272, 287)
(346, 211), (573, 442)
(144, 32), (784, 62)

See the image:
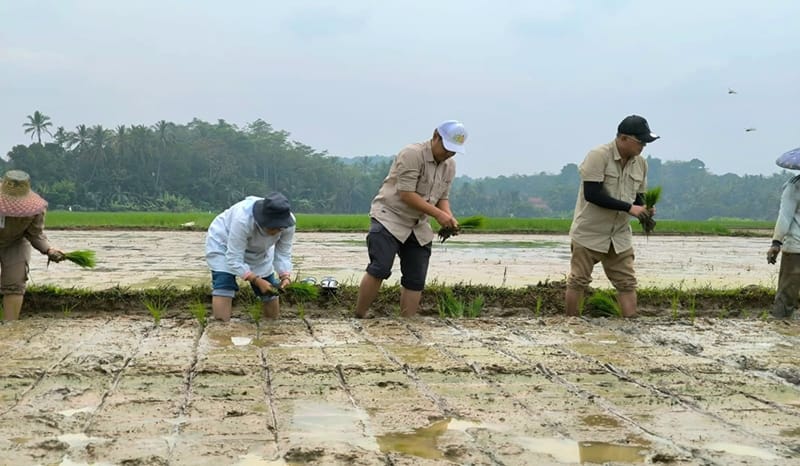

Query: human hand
(628, 205), (648, 220)
(648, 206), (657, 217)
(767, 245), (781, 265)
(435, 211), (457, 229)
(47, 248), (66, 262)
(279, 277), (291, 290)
(255, 277), (276, 294)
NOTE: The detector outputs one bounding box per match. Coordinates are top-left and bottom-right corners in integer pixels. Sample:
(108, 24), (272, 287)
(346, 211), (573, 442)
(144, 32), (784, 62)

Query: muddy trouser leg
(774, 252), (800, 319)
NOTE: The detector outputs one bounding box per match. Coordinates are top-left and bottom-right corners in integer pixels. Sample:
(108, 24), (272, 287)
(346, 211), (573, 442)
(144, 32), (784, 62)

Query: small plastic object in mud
(231, 336), (252, 346)
(320, 276), (338, 292)
(437, 226), (461, 243)
(299, 277), (317, 285)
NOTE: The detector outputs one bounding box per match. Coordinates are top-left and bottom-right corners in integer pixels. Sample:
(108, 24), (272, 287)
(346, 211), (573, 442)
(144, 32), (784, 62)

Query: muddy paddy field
(2, 231), (798, 465)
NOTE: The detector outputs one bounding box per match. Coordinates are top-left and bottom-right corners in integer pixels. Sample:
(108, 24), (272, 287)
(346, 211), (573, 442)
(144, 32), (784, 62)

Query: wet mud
(1, 315), (797, 465)
(33, 231), (776, 290)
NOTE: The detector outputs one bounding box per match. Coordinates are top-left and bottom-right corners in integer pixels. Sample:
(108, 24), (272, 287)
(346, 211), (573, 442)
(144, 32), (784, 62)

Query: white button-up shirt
(205, 196), (295, 278)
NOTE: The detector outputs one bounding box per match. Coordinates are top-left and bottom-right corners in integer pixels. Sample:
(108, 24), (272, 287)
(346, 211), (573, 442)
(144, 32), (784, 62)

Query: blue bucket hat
(253, 192), (295, 229)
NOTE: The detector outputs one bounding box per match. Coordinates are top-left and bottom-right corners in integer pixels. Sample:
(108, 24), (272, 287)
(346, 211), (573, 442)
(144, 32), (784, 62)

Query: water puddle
(514, 437), (647, 463)
(60, 457), (115, 466)
(705, 442), (780, 460)
(58, 406), (95, 417)
(781, 427), (800, 437)
(231, 337), (253, 346)
(376, 418), (500, 460)
(234, 454), (286, 465)
(288, 401), (377, 452)
(377, 419), (450, 459)
(57, 433), (111, 449)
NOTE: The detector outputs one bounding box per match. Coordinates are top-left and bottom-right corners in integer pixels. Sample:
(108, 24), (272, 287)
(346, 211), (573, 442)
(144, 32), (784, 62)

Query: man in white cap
(355, 120), (466, 318)
(566, 115), (659, 318)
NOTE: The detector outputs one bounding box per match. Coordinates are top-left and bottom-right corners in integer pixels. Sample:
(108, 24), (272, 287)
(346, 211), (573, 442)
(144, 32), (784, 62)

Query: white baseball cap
(436, 120), (468, 154)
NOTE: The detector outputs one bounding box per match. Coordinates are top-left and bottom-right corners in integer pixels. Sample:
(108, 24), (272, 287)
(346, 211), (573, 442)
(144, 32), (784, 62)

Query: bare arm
(398, 191), (456, 228)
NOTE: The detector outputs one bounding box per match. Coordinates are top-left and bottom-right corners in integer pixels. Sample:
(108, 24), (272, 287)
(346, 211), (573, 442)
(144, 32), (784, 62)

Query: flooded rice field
(7, 230), (798, 464)
(0, 315), (797, 465)
(33, 231), (775, 290)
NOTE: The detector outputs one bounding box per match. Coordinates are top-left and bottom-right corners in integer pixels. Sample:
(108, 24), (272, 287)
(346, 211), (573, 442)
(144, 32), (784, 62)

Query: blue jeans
(211, 271), (280, 302)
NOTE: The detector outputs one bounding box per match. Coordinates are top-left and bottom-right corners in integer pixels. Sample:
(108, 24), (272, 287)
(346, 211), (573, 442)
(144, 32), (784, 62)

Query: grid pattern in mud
(0, 316), (798, 465)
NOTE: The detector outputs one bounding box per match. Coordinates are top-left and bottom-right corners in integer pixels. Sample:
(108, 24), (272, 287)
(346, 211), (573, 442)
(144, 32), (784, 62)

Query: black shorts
(365, 219), (432, 291)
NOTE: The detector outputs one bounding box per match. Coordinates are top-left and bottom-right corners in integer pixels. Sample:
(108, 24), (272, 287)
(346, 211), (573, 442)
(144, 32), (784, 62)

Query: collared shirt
(370, 140), (456, 245)
(205, 196), (295, 278)
(772, 176), (800, 253)
(569, 140), (648, 253)
(0, 212), (53, 263)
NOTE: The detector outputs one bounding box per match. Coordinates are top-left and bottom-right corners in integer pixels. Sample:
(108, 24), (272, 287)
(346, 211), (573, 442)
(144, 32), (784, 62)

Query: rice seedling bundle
(639, 186), (661, 236)
(437, 215), (487, 243)
(63, 250), (97, 268)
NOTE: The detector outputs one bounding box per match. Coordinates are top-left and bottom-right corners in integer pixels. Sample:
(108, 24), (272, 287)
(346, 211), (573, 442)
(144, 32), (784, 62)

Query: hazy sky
(2, 0), (799, 178)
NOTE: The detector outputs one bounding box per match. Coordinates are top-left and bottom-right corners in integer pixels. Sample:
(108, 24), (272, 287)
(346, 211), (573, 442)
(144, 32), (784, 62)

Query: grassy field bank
(44, 211), (774, 236)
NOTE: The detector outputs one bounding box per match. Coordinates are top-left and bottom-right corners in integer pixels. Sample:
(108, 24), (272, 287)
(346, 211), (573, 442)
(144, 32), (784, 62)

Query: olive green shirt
(370, 141), (456, 245)
(569, 140), (648, 253)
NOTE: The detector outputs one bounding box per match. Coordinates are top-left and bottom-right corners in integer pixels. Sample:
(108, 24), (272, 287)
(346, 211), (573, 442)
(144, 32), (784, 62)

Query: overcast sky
(2, 0), (799, 178)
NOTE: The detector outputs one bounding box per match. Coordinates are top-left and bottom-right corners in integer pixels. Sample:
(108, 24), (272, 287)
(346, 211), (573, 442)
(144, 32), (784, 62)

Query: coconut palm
(53, 126), (70, 148)
(22, 111), (53, 144)
(68, 124), (91, 151)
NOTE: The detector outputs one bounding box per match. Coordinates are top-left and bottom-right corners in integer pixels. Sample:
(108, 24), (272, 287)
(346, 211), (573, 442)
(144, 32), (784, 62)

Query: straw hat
(0, 170), (48, 217)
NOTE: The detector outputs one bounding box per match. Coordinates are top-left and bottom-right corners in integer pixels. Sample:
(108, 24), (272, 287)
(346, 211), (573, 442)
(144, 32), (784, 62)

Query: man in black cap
(565, 115), (659, 318)
(205, 192), (296, 321)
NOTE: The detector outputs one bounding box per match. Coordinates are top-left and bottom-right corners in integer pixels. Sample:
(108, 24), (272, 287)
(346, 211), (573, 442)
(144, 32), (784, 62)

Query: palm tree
(22, 111), (53, 144)
(53, 126), (70, 148)
(68, 124), (91, 151)
(152, 120), (174, 193)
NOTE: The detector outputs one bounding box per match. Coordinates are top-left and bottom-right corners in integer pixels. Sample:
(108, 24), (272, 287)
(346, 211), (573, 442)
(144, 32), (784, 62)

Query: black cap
(253, 192), (295, 229)
(617, 115), (660, 143)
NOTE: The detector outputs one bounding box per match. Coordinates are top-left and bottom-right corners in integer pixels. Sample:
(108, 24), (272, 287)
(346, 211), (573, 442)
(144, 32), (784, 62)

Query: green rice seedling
(534, 295), (543, 317)
(466, 295), (485, 318)
(61, 302), (79, 317)
(437, 215), (487, 243)
(247, 302), (263, 326)
(671, 292), (680, 319)
(718, 307), (728, 319)
(297, 302), (306, 320)
(586, 290), (622, 318)
(189, 300), (207, 328)
(62, 250), (97, 268)
(759, 310), (769, 320)
(283, 281), (319, 302)
(689, 295), (696, 323)
(578, 297), (585, 317)
(639, 186), (662, 236)
(143, 298), (166, 326)
(437, 288), (464, 318)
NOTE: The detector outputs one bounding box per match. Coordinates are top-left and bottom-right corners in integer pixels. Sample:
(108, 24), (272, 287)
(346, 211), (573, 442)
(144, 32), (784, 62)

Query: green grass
(42, 211), (774, 236)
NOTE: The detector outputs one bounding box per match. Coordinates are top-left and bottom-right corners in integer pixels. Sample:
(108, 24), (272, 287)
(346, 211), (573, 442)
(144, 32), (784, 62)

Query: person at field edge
(0, 170), (66, 321)
(565, 115), (659, 318)
(354, 120), (466, 318)
(205, 192), (295, 321)
(766, 172), (800, 319)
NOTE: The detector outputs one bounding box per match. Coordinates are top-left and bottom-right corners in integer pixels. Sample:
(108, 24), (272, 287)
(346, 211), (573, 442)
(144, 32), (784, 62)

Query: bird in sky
(728, 88), (737, 94)
(745, 127), (757, 132)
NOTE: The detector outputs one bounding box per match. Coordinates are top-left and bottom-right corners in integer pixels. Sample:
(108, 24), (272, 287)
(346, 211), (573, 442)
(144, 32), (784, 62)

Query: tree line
(6, 111), (791, 220)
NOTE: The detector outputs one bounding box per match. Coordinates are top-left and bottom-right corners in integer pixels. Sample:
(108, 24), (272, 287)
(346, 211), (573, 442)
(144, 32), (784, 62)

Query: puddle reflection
(377, 418), (649, 463)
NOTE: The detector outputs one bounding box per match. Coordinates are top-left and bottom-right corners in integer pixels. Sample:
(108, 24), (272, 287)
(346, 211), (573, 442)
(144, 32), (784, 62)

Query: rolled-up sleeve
(272, 225), (294, 276)
(395, 149), (422, 192)
(24, 213), (52, 254)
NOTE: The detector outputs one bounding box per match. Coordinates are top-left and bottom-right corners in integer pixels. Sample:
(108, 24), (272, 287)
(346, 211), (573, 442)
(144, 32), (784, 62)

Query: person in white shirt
(205, 192), (295, 321)
(767, 174), (800, 319)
